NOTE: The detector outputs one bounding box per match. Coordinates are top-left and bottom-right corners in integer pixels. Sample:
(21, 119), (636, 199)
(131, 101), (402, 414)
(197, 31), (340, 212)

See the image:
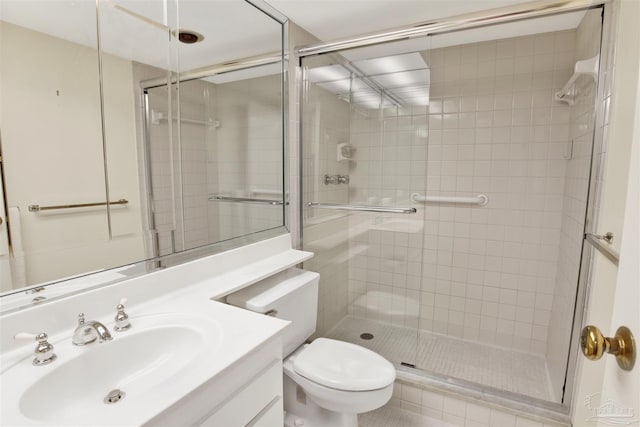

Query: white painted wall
(0, 172), (12, 292)
(0, 21), (144, 287)
(572, 0), (640, 424)
(595, 44), (640, 427)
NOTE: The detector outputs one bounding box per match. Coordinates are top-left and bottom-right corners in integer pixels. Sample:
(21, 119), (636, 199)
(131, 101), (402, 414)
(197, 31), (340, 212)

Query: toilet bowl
(285, 338), (395, 411)
(227, 268), (396, 427)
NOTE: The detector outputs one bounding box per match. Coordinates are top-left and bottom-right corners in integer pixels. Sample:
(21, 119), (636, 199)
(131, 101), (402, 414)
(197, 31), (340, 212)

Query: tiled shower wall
(345, 30), (578, 354)
(546, 9), (601, 400)
(347, 104), (428, 329)
(210, 76), (283, 242)
(143, 82), (182, 256)
(419, 31), (576, 353)
(302, 84), (352, 336)
(144, 78), (211, 255)
(177, 80), (213, 250)
(142, 74), (282, 256)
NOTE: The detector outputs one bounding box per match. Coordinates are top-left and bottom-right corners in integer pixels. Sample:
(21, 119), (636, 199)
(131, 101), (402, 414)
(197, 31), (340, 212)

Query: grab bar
(411, 193), (488, 206)
(208, 195), (284, 205)
(306, 202), (416, 214)
(585, 233), (619, 266)
(28, 199), (128, 212)
(151, 110), (220, 128)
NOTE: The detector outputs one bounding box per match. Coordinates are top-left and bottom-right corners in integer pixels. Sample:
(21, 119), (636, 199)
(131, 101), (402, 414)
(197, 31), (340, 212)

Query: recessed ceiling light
(178, 30), (204, 44)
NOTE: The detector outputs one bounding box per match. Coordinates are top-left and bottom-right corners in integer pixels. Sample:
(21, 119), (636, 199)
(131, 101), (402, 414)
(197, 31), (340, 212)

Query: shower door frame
(297, 0), (612, 417)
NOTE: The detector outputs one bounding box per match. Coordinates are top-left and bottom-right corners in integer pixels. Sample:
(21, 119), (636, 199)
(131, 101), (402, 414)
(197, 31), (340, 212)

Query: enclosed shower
(140, 67), (284, 258)
(301, 7), (604, 407)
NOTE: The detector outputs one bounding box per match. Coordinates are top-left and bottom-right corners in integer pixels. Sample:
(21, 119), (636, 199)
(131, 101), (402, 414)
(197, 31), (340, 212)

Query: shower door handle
(580, 325), (635, 371)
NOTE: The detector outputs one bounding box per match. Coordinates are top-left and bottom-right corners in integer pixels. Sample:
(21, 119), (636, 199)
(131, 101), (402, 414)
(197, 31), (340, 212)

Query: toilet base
(284, 375), (359, 427)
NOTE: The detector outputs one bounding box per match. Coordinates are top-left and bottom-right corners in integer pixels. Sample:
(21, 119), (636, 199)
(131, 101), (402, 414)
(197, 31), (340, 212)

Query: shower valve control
(324, 174), (350, 185)
(114, 298), (131, 332)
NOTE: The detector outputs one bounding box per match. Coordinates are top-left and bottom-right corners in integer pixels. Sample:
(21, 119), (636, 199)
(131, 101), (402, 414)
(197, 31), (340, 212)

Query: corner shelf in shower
(555, 55), (599, 105)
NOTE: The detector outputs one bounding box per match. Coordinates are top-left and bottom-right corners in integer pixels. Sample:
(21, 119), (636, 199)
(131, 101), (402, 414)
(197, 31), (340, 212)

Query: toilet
(227, 268), (396, 427)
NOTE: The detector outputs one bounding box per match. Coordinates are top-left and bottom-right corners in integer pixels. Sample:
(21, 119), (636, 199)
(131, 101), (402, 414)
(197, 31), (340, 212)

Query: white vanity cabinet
(200, 358), (283, 426)
(146, 337), (285, 427)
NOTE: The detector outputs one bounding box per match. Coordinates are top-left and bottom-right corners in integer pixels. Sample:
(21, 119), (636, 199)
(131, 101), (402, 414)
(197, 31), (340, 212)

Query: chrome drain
(360, 332), (374, 340)
(104, 389), (125, 404)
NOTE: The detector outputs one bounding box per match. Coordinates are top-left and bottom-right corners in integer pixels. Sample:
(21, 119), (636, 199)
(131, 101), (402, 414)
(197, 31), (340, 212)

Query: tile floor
(360, 405), (456, 427)
(326, 316), (553, 401)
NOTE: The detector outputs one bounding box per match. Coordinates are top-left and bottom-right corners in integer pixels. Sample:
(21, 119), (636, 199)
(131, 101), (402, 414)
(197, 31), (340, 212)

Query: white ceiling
(265, 0), (574, 44)
(1, 0), (585, 73)
(0, 0), (283, 71)
(267, 0), (585, 61)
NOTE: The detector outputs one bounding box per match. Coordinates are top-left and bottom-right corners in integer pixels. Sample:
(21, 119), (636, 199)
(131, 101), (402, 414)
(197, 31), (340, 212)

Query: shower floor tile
(326, 315), (553, 401)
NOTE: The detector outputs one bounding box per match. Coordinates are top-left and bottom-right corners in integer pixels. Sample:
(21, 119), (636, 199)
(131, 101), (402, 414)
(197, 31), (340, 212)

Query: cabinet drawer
(247, 396), (282, 427)
(200, 359), (282, 427)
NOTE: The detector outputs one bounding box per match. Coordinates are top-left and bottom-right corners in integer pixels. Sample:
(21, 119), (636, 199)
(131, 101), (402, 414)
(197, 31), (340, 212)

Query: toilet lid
(293, 338), (396, 391)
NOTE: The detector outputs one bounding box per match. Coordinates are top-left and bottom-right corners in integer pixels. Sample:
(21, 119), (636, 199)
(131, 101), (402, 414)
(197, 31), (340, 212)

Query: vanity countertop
(1, 287), (289, 426)
(0, 234), (306, 426)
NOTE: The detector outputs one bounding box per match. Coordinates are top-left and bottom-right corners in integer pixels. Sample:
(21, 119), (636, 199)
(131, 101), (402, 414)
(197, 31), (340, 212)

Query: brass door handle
(580, 325), (635, 371)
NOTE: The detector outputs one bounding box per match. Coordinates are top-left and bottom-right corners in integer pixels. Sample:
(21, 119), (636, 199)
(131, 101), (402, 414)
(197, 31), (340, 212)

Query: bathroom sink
(1, 313), (221, 426)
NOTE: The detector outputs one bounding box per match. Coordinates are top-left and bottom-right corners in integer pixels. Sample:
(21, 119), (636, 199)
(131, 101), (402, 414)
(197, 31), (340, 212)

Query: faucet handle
(14, 332), (38, 341)
(14, 332), (57, 366)
(77, 312), (86, 325)
(114, 298), (131, 332)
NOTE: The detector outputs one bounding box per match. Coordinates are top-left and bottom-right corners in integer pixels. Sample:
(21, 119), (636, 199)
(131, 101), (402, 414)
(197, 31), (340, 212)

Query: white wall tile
(304, 28), (584, 400)
(388, 381), (569, 427)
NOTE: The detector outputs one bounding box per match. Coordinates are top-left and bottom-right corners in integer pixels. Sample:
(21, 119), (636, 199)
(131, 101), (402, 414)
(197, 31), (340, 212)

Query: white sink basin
(1, 313), (221, 426)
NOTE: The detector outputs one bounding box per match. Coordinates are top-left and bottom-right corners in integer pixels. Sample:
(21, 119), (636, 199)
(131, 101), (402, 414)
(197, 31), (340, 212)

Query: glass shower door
(301, 44), (431, 368)
(300, 6), (603, 407)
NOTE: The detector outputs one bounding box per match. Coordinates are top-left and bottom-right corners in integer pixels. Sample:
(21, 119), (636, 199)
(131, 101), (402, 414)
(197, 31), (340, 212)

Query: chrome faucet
(72, 313), (113, 346)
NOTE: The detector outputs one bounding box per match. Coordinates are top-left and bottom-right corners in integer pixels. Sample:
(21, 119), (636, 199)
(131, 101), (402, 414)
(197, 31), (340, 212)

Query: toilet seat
(284, 354), (395, 415)
(293, 338), (395, 391)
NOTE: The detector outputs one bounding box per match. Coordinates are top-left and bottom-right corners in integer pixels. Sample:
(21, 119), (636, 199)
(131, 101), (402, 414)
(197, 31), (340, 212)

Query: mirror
(0, 0), (286, 310)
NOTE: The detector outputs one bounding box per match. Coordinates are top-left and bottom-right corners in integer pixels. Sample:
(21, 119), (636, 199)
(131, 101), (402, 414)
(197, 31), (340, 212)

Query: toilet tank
(227, 268), (319, 357)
